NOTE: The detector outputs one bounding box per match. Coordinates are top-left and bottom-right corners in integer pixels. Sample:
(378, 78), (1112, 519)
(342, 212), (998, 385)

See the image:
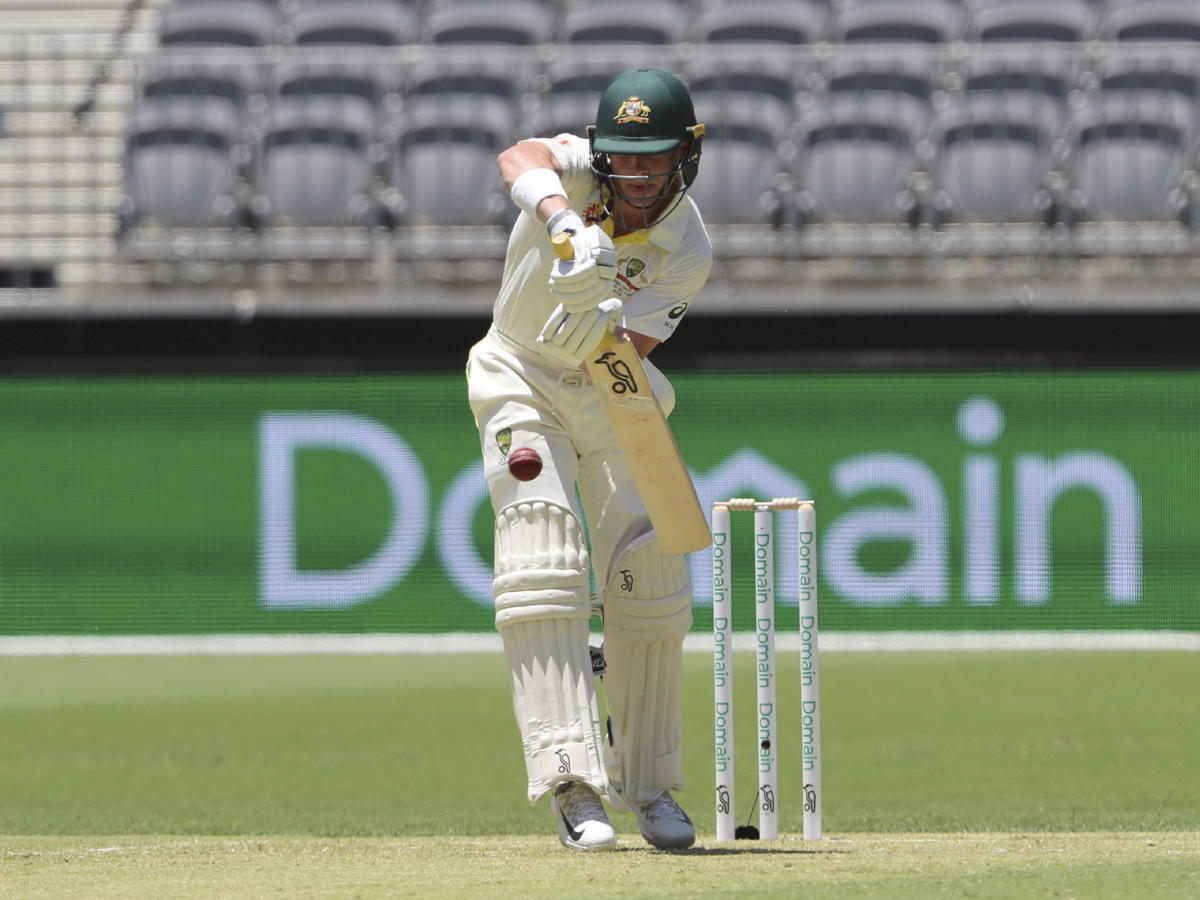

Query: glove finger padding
(560, 298), (622, 356)
(537, 299), (623, 368)
(549, 225), (617, 313)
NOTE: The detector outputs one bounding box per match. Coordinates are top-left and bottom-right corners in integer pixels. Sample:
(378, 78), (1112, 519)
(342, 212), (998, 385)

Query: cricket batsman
(465, 69), (712, 850)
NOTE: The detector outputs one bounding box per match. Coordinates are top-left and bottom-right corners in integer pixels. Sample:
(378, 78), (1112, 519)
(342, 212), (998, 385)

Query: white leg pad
(494, 500), (607, 804)
(601, 531), (693, 809)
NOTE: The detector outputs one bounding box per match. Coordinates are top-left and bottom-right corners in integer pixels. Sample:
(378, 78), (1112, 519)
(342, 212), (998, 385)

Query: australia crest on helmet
(615, 95), (651, 125)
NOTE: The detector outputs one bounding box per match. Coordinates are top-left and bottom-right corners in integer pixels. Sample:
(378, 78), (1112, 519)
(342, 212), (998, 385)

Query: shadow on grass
(623, 844), (847, 856)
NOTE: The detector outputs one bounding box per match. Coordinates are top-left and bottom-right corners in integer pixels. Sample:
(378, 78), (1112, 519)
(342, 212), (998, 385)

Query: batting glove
(536, 298), (623, 368)
(548, 223), (618, 314)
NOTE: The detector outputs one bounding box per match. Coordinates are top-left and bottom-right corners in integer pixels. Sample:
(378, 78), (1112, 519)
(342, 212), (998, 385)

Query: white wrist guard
(510, 167), (568, 220)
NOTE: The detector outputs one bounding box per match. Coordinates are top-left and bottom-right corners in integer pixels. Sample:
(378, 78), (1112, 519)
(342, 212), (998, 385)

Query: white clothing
(468, 130), (712, 808)
(492, 134), (712, 364)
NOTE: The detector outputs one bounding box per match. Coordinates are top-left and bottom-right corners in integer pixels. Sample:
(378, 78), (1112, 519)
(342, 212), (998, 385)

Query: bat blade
(552, 230), (711, 555)
(587, 331), (712, 555)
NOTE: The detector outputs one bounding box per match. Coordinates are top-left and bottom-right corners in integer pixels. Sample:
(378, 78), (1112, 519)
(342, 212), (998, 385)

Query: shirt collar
(612, 195), (694, 252)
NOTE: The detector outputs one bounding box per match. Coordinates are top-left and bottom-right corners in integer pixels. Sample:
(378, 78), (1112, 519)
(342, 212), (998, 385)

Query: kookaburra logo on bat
(593, 350), (639, 395)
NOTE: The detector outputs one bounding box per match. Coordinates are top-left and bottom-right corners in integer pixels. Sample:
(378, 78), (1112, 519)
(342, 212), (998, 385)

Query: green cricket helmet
(587, 69), (705, 226)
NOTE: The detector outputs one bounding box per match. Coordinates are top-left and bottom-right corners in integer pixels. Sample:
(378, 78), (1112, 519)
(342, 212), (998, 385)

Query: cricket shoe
(634, 791), (695, 850)
(551, 781), (618, 852)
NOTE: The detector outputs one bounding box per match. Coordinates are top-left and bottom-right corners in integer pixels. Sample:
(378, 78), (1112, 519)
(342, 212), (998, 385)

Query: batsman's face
(609, 148), (684, 206)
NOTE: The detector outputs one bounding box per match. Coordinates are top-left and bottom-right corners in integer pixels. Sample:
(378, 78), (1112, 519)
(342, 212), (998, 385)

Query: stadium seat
(1095, 49), (1200, 113)
(123, 97), (244, 227)
(1067, 96), (1196, 222)
(686, 114), (791, 225)
(138, 57), (262, 127)
(956, 52), (1076, 136)
(690, 0), (828, 44)
(688, 58), (798, 137)
(157, 0), (279, 47)
(832, 0), (967, 43)
(273, 59), (393, 131)
(254, 97), (380, 225)
(286, 0), (414, 46)
(793, 104), (923, 224)
(389, 63), (518, 225)
(389, 99), (514, 225)
(967, 0), (1098, 43)
(526, 89), (600, 141)
(561, 0), (690, 44)
(1105, 0), (1200, 42)
(809, 54), (940, 136)
(524, 59), (629, 139)
(929, 95), (1061, 223)
(425, 0), (554, 45)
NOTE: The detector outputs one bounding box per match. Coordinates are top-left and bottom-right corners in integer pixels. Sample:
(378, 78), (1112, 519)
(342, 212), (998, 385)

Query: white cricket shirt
(491, 134), (713, 361)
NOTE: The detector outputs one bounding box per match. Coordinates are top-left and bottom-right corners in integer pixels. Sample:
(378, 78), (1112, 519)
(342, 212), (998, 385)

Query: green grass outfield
(0, 650), (1197, 898)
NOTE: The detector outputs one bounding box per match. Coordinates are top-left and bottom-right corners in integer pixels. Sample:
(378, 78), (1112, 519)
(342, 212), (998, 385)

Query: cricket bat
(552, 232), (712, 555)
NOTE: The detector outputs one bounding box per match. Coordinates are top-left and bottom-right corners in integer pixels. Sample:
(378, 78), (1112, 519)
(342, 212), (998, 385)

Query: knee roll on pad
(493, 499), (591, 628)
(492, 500), (606, 803)
(603, 530), (693, 644)
(601, 531), (692, 808)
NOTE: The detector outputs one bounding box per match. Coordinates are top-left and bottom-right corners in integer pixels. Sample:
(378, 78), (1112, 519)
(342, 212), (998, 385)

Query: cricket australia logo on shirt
(496, 427), (512, 457)
(613, 255), (650, 298)
(615, 95), (651, 124)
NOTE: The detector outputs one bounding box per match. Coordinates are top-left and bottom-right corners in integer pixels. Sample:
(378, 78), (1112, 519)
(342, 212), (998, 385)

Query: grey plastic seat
(1068, 96), (1196, 221)
(157, 0), (278, 47)
(403, 60), (524, 127)
(288, 0), (414, 46)
(809, 54), (939, 137)
(794, 104), (922, 223)
(256, 97), (379, 225)
(525, 60), (628, 139)
(968, 0), (1098, 43)
(1106, 0), (1200, 42)
(124, 97), (243, 226)
(930, 95), (1061, 222)
(833, 0), (967, 43)
(406, 57), (523, 100)
(956, 53), (1075, 135)
(688, 57), (798, 135)
(562, 0), (690, 44)
(138, 57), (260, 126)
(390, 97), (514, 225)
(1096, 50), (1200, 113)
(425, 0), (553, 45)
(686, 114), (790, 224)
(691, 0), (828, 44)
(273, 59), (391, 131)
(687, 61), (795, 223)
(526, 91), (598, 141)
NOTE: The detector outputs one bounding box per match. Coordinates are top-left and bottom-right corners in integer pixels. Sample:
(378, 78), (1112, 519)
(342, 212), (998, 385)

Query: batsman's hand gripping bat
(551, 231), (712, 555)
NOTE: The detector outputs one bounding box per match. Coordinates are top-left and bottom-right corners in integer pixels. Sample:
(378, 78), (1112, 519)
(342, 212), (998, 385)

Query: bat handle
(551, 231), (574, 262)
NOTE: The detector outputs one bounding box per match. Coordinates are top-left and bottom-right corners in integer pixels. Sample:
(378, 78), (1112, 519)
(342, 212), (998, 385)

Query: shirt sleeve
(534, 135), (595, 198)
(619, 241), (712, 341)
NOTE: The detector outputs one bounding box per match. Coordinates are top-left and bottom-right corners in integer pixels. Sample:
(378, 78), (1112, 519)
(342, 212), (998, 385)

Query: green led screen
(0, 370), (1195, 634)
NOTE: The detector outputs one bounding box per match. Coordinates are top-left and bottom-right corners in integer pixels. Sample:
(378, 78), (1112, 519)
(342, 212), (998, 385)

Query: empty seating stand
(114, 0), (1200, 287)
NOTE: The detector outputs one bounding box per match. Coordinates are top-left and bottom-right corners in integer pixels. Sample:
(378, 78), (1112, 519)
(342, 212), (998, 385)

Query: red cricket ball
(507, 447), (543, 482)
